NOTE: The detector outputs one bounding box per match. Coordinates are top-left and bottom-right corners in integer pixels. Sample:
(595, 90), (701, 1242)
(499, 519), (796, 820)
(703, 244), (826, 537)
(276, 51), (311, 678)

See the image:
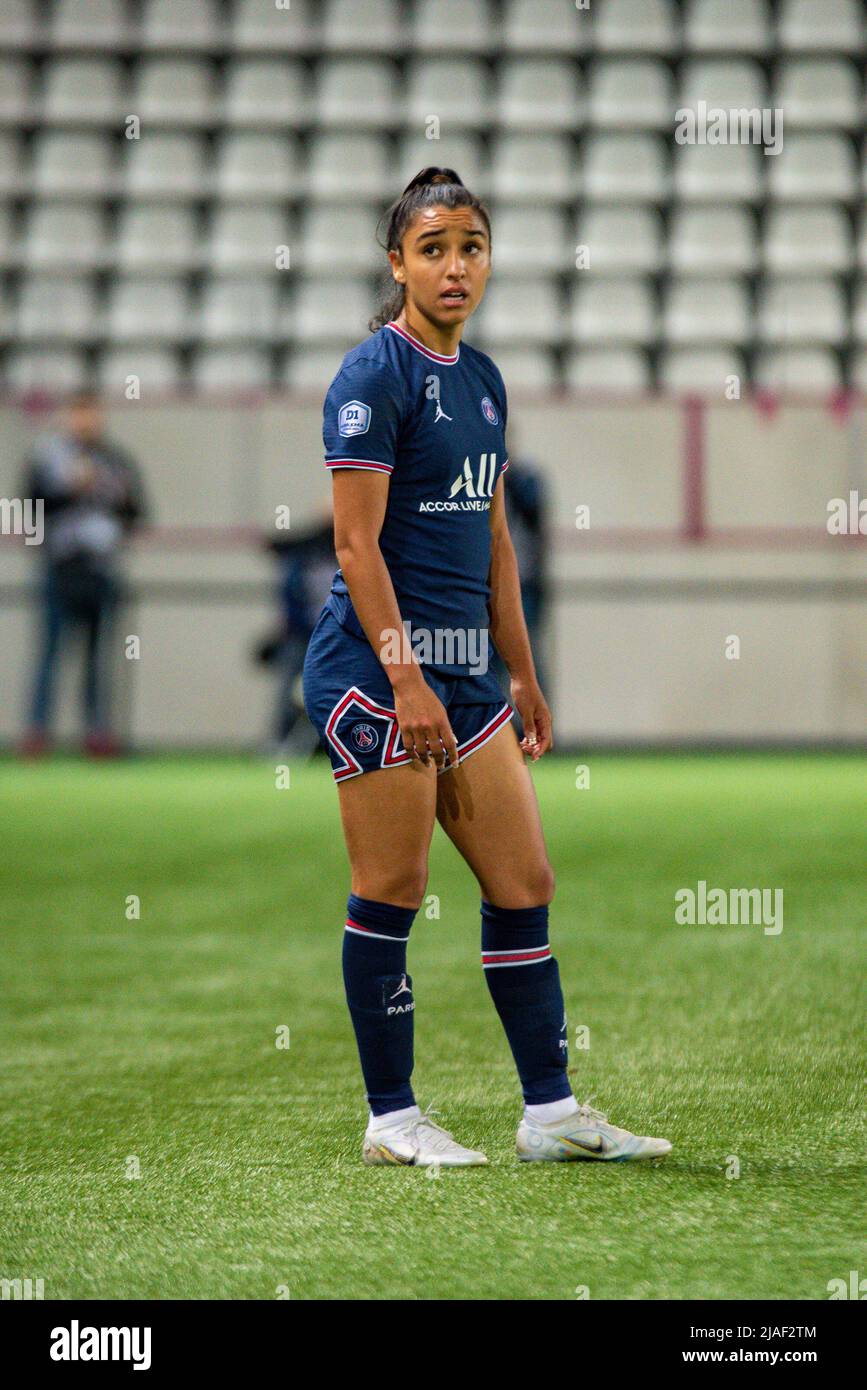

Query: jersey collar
(386, 320), (460, 364)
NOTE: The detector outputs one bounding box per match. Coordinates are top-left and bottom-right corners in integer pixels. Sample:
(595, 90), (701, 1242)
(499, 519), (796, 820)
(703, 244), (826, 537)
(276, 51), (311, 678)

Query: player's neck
(393, 308), (462, 360)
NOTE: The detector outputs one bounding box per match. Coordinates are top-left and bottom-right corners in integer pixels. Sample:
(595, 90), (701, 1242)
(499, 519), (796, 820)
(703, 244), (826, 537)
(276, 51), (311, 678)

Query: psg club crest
(338, 400), (371, 437)
(480, 396), (499, 425)
(350, 722), (379, 752)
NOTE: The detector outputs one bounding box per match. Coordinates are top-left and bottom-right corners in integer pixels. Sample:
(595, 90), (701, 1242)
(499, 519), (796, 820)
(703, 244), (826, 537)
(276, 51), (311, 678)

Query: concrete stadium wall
(1, 394), (865, 747)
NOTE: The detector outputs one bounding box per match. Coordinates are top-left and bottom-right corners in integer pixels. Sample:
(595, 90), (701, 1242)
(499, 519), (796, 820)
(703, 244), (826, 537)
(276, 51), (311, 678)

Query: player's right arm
(324, 362), (459, 771)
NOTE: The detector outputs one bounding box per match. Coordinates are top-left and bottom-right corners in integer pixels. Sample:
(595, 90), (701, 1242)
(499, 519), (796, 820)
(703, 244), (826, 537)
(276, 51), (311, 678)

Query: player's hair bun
(401, 166), (465, 195)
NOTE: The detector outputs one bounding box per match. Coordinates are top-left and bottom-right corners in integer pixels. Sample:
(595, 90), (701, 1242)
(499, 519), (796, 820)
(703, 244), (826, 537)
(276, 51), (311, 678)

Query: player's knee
(532, 860), (556, 906)
(357, 866), (428, 912)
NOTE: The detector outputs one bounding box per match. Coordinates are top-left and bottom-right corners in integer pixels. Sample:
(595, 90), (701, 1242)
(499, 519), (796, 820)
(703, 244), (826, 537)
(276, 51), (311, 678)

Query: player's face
(390, 205), (491, 329)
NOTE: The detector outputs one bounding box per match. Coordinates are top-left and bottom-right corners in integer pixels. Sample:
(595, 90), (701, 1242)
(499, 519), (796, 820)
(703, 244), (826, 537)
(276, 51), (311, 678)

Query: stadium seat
(141, 0), (222, 50)
(289, 278), (375, 344)
(777, 0), (863, 53)
(5, 349), (88, 392)
(281, 347), (347, 391)
(0, 136), (24, 197)
(588, 60), (674, 129)
(481, 346), (557, 391)
(679, 59), (768, 115)
(107, 277), (191, 342)
(233, 0), (320, 53)
(583, 134), (669, 202)
(42, 58), (125, 124)
(569, 279), (658, 345)
(117, 205), (200, 272)
(576, 207), (664, 275)
(197, 278), (278, 343)
(51, 0), (130, 49)
(497, 59), (584, 130)
(17, 275), (98, 342)
(397, 134), (487, 199)
(124, 133), (209, 199)
(669, 206), (758, 275)
(308, 133), (391, 200)
(475, 279), (563, 346)
(191, 347), (273, 390)
(405, 59), (492, 130)
(685, 0), (771, 55)
(593, 0), (678, 54)
(853, 282), (867, 342)
(33, 132), (116, 197)
(758, 279), (847, 345)
(490, 207), (570, 274)
(24, 203), (106, 270)
(98, 347), (182, 391)
(0, 204), (15, 269)
(224, 60), (310, 128)
(0, 58), (34, 124)
(659, 347), (744, 392)
(215, 133), (302, 202)
(322, 0), (406, 53)
(209, 206), (292, 274)
(674, 143), (764, 202)
(411, 0), (494, 54)
(503, 0), (587, 55)
(663, 279), (751, 345)
(763, 207), (852, 275)
(316, 59), (399, 130)
(856, 211), (867, 272)
(775, 60), (861, 128)
(489, 134), (574, 203)
(850, 349), (867, 386)
(754, 348), (842, 390)
(297, 205), (380, 275)
(0, 1), (41, 51)
(564, 348), (651, 391)
(767, 134), (857, 202)
(134, 59), (216, 126)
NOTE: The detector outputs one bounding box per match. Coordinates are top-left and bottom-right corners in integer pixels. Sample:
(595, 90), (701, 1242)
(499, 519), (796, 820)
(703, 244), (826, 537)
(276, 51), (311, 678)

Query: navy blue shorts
(302, 607), (515, 783)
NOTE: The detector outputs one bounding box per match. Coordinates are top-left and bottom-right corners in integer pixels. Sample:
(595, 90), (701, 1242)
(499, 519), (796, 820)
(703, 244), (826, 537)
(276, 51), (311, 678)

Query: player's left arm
(487, 476), (553, 760)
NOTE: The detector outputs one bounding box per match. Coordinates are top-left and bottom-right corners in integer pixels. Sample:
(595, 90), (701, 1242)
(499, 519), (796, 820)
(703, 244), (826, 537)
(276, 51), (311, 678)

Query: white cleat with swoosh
(516, 1098), (672, 1162)
(363, 1109), (489, 1167)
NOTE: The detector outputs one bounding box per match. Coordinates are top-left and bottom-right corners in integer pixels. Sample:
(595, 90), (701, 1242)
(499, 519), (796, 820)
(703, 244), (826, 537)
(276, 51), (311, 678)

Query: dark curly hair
(368, 166), (492, 333)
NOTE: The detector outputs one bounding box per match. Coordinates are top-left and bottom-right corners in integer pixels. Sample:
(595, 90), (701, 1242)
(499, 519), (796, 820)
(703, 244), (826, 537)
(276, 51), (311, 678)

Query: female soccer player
(302, 168), (671, 1167)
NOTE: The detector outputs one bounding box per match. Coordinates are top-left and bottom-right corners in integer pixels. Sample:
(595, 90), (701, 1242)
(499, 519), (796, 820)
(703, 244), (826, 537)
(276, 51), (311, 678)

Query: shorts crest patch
(338, 400), (371, 437)
(350, 722), (379, 751)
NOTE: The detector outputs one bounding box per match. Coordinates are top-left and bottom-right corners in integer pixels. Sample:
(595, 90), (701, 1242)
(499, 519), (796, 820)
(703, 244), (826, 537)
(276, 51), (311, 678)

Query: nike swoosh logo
(559, 1132), (603, 1154)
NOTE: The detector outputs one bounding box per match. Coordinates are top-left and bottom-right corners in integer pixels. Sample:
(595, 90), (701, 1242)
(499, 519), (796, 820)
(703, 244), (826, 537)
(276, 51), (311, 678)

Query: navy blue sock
(481, 900), (572, 1105)
(342, 893), (418, 1116)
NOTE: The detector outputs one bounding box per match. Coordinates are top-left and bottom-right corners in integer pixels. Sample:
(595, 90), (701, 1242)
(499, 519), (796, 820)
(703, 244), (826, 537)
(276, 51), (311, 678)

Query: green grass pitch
(0, 752), (862, 1301)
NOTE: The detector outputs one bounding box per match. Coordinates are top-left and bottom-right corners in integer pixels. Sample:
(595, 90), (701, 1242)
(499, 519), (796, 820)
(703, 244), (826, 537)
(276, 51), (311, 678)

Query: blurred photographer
(19, 390), (148, 756)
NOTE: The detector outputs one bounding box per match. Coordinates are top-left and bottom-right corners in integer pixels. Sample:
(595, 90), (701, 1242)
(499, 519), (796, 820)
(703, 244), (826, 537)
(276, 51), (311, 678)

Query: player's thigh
(337, 759), (439, 909)
(435, 719), (555, 908)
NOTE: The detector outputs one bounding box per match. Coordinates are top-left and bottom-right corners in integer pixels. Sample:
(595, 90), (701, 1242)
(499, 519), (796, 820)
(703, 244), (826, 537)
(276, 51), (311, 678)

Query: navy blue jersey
(321, 319), (510, 677)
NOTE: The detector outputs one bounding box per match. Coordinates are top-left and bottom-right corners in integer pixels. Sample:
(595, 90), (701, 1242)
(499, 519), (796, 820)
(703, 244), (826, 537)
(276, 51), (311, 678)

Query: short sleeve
(323, 358), (403, 476)
(494, 365), (510, 476)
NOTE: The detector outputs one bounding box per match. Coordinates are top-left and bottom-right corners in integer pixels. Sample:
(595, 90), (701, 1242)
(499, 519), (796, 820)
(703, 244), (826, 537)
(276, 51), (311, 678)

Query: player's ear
(387, 248), (405, 284)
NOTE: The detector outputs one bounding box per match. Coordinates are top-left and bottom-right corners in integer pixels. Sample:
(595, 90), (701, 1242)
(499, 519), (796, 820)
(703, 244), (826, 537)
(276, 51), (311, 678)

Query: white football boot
(516, 1097), (672, 1162)
(363, 1109), (488, 1167)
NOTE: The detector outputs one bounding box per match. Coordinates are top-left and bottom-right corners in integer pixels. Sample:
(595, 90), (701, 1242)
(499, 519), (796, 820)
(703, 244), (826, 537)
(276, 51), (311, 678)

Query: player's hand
(511, 675), (553, 761)
(394, 676), (460, 771)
